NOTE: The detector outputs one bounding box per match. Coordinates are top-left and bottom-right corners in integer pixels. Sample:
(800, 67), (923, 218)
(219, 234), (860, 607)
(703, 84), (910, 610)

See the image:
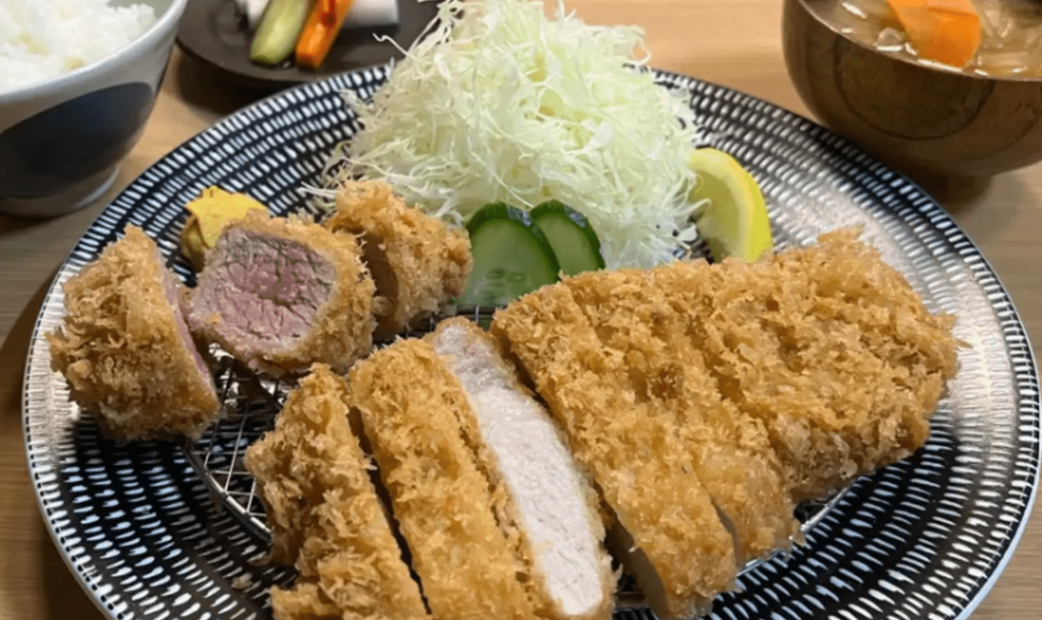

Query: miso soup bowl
(782, 0), (1042, 179)
(0, 0), (188, 218)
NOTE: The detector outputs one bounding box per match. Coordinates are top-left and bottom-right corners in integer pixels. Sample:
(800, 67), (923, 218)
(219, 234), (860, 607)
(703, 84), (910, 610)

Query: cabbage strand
(314, 0), (701, 269)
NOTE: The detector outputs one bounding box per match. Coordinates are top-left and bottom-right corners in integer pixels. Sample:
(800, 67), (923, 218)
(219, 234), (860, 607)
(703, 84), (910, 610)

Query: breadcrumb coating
(564, 269), (800, 564)
(325, 181), (472, 336)
(47, 226), (220, 441)
(651, 229), (959, 500)
(188, 211), (376, 377)
(426, 318), (616, 620)
(349, 340), (535, 620)
(490, 285), (738, 620)
(243, 364), (428, 620)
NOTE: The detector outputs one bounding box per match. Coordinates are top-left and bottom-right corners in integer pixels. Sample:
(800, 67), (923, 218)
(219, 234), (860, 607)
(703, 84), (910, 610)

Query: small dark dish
(176, 0), (441, 89)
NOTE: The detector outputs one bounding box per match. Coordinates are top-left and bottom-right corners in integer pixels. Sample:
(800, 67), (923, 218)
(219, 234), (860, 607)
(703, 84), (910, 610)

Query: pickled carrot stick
(295, 0), (356, 70)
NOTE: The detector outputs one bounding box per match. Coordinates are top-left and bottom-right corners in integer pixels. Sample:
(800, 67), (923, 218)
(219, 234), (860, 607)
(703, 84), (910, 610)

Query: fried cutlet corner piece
(47, 225), (220, 441)
(186, 211), (376, 377)
(243, 364), (429, 620)
(325, 180), (472, 336)
(349, 339), (535, 620)
(491, 286), (737, 620)
(654, 228), (960, 501)
(426, 318), (616, 620)
(564, 270), (801, 565)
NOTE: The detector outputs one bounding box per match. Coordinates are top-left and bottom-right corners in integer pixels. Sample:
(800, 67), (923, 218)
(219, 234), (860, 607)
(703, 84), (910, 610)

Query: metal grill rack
(182, 306), (849, 609)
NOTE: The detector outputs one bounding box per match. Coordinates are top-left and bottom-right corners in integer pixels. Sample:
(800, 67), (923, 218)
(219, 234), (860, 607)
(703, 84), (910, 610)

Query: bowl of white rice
(0, 0), (188, 217)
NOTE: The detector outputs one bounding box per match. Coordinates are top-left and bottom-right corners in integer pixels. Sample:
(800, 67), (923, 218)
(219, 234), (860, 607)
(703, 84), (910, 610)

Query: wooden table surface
(1, 1), (1040, 618)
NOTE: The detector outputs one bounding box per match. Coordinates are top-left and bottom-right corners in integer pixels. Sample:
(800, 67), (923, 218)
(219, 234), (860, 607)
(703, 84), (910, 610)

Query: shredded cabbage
(313, 0), (702, 269)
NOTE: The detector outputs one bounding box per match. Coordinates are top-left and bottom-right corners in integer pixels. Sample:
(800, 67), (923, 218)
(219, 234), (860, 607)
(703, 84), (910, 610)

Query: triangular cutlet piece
(564, 269), (801, 565)
(324, 180), (472, 337)
(47, 225), (220, 441)
(491, 285), (737, 620)
(652, 230), (959, 501)
(243, 364), (429, 620)
(426, 318), (616, 620)
(348, 339), (536, 620)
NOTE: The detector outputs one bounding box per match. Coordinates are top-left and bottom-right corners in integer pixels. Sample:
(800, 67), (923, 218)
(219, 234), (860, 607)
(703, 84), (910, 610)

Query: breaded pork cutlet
(426, 318), (615, 620)
(186, 211), (376, 377)
(48, 226), (220, 441)
(243, 364), (429, 620)
(491, 286), (738, 620)
(325, 180), (472, 336)
(652, 229), (959, 501)
(349, 339), (535, 620)
(564, 270), (800, 565)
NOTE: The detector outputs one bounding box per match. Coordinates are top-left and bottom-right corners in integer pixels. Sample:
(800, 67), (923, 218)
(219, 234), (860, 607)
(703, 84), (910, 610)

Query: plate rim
(21, 62), (1042, 620)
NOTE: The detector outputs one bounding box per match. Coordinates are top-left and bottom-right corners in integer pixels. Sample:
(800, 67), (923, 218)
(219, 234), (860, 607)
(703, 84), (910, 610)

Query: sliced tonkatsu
(426, 318), (615, 620)
(564, 269), (801, 564)
(348, 339), (535, 620)
(650, 230), (960, 501)
(244, 364), (429, 620)
(491, 285), (738, 620)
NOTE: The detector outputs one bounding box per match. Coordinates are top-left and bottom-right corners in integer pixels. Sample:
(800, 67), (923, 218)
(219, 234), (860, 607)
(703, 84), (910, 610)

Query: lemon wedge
(687, 148), (773, 263)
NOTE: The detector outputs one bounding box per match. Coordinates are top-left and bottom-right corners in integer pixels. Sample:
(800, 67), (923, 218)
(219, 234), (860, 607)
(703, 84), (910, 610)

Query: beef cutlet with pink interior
(47, 226), (220, 441)
(185, 211), (376, 377)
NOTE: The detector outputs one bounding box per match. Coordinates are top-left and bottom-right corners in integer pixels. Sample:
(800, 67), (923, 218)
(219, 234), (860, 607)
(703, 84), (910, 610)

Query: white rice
(0, 0), (157, 94)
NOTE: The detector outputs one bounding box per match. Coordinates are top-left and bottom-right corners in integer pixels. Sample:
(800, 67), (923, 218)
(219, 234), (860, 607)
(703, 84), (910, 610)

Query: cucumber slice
(530, 200), (605, 276)
(250, 0), (313, 66)
(459, 203), (561, 307)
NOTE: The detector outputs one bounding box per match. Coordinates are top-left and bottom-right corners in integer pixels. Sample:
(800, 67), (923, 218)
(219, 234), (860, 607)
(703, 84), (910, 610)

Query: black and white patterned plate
(23, 65), (1041, 620)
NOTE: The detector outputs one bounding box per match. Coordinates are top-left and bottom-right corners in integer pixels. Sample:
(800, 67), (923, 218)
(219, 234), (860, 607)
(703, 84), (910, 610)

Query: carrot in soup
(886, 0), (982, 68)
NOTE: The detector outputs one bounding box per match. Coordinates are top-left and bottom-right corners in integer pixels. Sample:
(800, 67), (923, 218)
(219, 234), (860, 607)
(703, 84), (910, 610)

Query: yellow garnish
(180, 187), (268, 270)
(687, 148), (773, 263)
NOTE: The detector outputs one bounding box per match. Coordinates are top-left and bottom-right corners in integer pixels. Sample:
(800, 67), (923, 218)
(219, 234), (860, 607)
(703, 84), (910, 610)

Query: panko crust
(243, 364), (428, 620)
(425, 318), (617, 620)
(348, 340), (535, 620)
(325, 180), (472, 335)
(490, 286), (738, 620)
(190, 211), (376, 377)
(47, 226), (220, 441)
(652, 229), (959, 501)
(563, 269), (801, 564)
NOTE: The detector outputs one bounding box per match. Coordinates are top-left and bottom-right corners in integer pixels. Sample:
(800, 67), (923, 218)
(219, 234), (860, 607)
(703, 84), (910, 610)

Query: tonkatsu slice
(348, 339), (535, 620)
(651, 229), (960, 500)
(565, 269), (800, 564)
(186, 211), (376, 377)
(325, 180), (472, 336)
(426, 318), (615, 620)
(491, 285), (737, 620)
(48, 225), (220, 441)
(244, 364), (429, 620)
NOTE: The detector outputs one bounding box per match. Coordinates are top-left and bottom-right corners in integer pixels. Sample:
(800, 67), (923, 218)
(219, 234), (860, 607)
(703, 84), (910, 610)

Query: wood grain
(0, 2), (1039, 619)
(784, 0), (1042, 178)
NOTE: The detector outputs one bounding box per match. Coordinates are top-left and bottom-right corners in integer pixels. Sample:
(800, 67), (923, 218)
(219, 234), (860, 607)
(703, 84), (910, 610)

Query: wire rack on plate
(181, 306), (849, 609)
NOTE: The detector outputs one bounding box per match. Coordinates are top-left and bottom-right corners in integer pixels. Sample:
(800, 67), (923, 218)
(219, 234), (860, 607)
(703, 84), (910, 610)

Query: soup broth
(812, 0), (1042, 78)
